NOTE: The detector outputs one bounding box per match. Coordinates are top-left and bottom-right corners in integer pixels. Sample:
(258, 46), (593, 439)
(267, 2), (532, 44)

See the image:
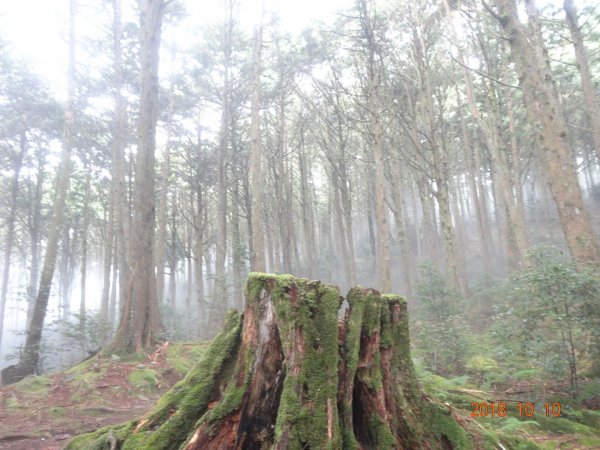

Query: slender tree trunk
(231, 180), (244, 310)
(434, 174), (465, 294)
(79, 154), (91, 329)
(156, 86), (175, 304)
(329, 158), (352, 286)
(109, 250), (118, 327)
(26, 146), (46, 326)
(457, 90), (492, 282)
(58, 224), (71, 319)
(389, 168), (413, 296)
(249, 23), (265, 273)
(214, 2), (234, 308)
(564, 0), (600, 158)
(100, 187), (114, 322)
(298, 124), (317, 279)
(493, 0), (600, 266)
(111, 0), (130, 331)
(275, 100), (293, 274)
(286, 157), (300, 274)
(7, 0), (77, 382)
(0, 126), (26, 352)
(194, 188), (206, 332)
(167, 191), (178, 307)
(336, 111), (357, 286)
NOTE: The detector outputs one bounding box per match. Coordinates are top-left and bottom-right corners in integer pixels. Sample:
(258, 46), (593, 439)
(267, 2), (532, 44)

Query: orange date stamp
(470, 401), (561, 418)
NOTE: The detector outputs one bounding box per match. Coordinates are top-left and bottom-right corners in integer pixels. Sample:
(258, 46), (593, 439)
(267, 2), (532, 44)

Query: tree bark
(563, 0), (600, 159)
(214, 0), (234, 308)
(156, 87), (175, 305)
(66, 273), (473, 449)
(79, 153), (91, 329)
(26, 146), (46, 326)
(109, 0), (130, 328)
(249, 23), (265, 273)
(108, 0), (165, 353)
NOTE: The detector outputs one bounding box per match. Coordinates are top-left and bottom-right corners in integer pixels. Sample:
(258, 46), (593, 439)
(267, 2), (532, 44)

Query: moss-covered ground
(0, 341), (209, 449)
(418, 368), (600, 449)
(1, 336), (597, 449)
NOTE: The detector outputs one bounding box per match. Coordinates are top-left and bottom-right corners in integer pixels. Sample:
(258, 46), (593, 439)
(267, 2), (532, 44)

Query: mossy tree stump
(65, 273), (474, 449)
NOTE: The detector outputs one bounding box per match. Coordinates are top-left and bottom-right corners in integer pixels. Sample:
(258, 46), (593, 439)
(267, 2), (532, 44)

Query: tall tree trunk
(79, 154), (91, 329)
(389, 168), (413, 296)
(6, 0), (77, 382)
(457, 89), (492, 282)
(249, 23), (265, 273)
(360, 0), (392, 292)
(563, 0), (600, 158)
(99, 185), (114, 322)
(329, 157), (352, 286)
(492, 0), (600, 267)
(58, 224), (72, 319)
(214, 2), (234, 309)
(275, 100), (293, 274)
(109, 251), (118, 326)
(298, 123), (317, 279)
(231, 180), (244, 310)
(167, 191), (178, 306)
(156, 86), (175, 305)
(109, 0), (165, 353)
(335, 109), (357, 286)
(0, 126), (26, 352)
(194, 188), (206, 333)
(111, 0), (130, 330)
(26, 146), (45, 326)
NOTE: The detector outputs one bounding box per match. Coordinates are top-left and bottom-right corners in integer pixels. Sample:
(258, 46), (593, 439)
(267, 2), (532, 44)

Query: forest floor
(0, 342), (210, 450)
(1, 341), (599, 449)
(419, 370), (600, 449)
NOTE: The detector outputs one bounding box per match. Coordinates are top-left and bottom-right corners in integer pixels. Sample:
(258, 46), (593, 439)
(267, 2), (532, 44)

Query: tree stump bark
(65, 273), (475, 449)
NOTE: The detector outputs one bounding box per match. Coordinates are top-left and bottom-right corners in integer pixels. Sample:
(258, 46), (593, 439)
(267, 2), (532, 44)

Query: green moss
(380, 294), (404, 349)
(499, 434), (543, 450)
(345, 287), (367, 376)
(480, 430), (500, 450)
(65, 423), (133, 450)
(425, 403), (473, 450)
(202, 346), (255, 424)
(366, 414), (396, 449)
(65, 310), (243, 450)
(48, 406), (66, 418)
(561, 408), (600, 430)
(14, 375), (52, 395)
(5, 394), (18, 408)
(272, 277), (341, 449)
(128, 367), (158, 390)
(532, 415), (597, 435)
(362, 289), (382, 336)
(580, 436), (600, 448)
(340, 288), (368, 449)
(164, 342), (210, 375)
(65, 357), (98, 375)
